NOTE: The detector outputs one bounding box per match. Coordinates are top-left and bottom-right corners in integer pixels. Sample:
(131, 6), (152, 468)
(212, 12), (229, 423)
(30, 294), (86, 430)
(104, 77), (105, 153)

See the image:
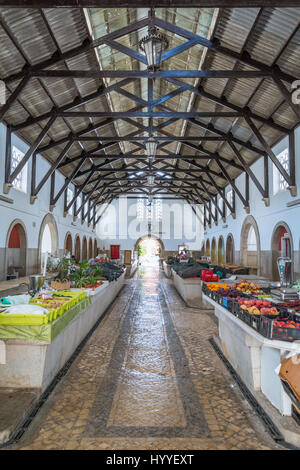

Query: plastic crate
(258, 314), (300, 342)
(234, 305), (261, 331)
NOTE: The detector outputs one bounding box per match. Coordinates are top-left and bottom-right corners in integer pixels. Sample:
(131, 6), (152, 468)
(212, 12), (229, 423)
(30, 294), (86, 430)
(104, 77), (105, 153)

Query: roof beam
(1, 1), (299, 7)
(31, 69), (268, 80)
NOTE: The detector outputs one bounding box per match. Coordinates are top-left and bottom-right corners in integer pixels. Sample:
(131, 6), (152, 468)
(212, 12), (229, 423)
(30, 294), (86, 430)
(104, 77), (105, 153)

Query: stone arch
(134, 234), (165, 257)
(271, 221), (294, 281)
(38, 213), (59, 270)
(74, 235), (81, 263)
(211, 237), (217, 264)
(88, 237), (93, 259)
(240, 215), (261, 275)
(82, 236), (88, 261)
(94, 239), (98, 258)
(226, 233), (234, 264)
(5, 219), (28, 278)
(64, 232), (73, 256)
(218, 236), (224, 265)
(205, 239), (210, 257)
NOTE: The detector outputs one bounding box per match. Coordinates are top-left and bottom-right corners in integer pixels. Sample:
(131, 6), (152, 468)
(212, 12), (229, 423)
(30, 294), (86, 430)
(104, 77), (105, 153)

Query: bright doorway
(137, 237), (160, 267)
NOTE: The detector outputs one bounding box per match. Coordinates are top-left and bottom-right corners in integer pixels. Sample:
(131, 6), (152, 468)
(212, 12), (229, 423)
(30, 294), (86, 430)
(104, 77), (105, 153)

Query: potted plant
(51, 257), (71, 290)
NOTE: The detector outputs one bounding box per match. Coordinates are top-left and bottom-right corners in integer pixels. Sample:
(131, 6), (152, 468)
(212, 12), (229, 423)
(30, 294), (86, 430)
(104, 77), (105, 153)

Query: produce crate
(236, 307), (261, 331)
(258, 314), (300, 342)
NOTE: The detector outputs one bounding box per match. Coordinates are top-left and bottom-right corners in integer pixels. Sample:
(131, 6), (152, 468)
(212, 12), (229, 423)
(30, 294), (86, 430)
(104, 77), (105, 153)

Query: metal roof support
(33, 70), (268, 80)
(3, 17), (150, 86)
(204, 170), (235, 215)
(288, 130), (297, 196)
(165, 77), (289, 134)
(50, 156), (88, 210)
(227, 139), (268, 204)
(244, 115), (295, 195)
(65, 168), (95, 216)
(3, 126), (12, 194)
(186, 117), (267, 157)
(272, 75), (300, 121)
(0, 75), (30, 122)
(214, 157), (250, 212)
(153, 16), (297, 85)
(31, 140), (74, 203)
(11, 78), (136, 132)
(5, 115), (57, 194)
(198, 178), (224, 223)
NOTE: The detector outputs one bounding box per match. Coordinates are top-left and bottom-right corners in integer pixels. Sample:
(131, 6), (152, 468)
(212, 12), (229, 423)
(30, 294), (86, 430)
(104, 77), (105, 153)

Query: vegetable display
(203, 279), (300, 342)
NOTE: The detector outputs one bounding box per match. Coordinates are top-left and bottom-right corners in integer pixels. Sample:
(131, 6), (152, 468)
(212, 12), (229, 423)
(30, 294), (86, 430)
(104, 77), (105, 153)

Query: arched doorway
(94, 239), (98, 257)
(88, 237), (93, 259)
(82, 236), (87, 261)
(134, 235), (165, 267)
(218, 237), (224, 265)
(211, 238), (217, 265)
(240, 215), (261, 275)
(38, 213), (59, 270)
(6, 220), (27, 278)
(65, 233), (72, 256)
(226, 234), (234, 264)
(74, 235), (81, 263)
(134, 235), (165, 257)
(271, 222), (293, 281)
(205, 239), (210, 257)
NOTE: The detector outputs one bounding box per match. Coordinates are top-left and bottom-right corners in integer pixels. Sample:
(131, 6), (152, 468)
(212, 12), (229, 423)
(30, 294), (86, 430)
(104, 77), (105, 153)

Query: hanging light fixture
(147, 175), (155, 186)
(146, 137), (157, 159)
(139, 26), (169, 70)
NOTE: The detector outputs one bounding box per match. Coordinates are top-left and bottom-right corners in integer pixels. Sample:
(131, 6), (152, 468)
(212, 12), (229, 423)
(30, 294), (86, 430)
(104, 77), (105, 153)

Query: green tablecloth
(0, 296), (92, 342)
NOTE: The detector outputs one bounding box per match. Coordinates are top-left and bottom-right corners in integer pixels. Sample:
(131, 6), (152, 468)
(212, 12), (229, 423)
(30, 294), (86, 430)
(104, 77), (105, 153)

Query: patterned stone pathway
(9, 266), (279, 450)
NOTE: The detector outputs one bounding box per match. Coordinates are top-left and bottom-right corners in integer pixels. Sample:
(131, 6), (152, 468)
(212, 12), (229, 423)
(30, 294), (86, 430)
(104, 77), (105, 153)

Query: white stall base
(172, 270), (213, 309)
(203, 293), (297, 416)
(163, 261), (172, 279)
(0, 273), (125, 392)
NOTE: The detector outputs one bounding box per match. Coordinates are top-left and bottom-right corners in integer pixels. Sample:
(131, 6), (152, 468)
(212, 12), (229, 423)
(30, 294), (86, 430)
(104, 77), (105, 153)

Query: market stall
(0, 257), (125, 392)
(202, 279), (300, 445)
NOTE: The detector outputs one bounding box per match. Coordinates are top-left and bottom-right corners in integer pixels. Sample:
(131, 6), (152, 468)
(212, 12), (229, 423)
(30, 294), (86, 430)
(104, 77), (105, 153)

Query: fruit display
(239, 299), (279, 316)
(273, 319), (300, 329)
(202, 280), (300, 341)
(206, 283), (230, 291)
(232, 280), (263, 294)
(29, 290), (87, 322)
(218, 288), (247, 299)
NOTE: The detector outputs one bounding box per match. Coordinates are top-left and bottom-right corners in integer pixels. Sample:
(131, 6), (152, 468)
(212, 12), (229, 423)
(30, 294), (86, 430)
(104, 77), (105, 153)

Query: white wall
(204, 124), (300, 276)
(0, 122), (98, 277)
(96, 197), (204, 253)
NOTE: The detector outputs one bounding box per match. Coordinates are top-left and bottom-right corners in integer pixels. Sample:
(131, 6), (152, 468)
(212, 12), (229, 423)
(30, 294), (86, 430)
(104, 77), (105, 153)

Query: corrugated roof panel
(245, 8), (300, 67)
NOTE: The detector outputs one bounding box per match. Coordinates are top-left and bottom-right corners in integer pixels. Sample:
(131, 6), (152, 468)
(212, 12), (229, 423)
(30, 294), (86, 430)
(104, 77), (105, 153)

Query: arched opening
(88, 237), (93, 259)
(65, 233), (72, 256)
(271, 222), (294, 281)
(6, 221), (27, 279)
(82, 236), (87, 261)
(226, 234), (234, 264)
(211, 238), (217, 265)
(205, 239), (210, 257)
(38, 213), (59, 270)
(134, 235), (165, 267)
(94, 239), (98, 258)
(74, 235), (81, 263)
(218, 237), (224, 265)
(241, 216), (261, 275)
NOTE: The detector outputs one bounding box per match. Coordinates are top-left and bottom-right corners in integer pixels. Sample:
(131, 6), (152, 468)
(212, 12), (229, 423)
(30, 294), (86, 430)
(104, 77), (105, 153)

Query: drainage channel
(0, 284), (127, 449)
(209, 337), (300, 450)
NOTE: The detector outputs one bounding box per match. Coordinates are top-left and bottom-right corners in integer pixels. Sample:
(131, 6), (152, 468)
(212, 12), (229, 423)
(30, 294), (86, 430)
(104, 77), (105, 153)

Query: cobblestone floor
(9, 267), (279, 450)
